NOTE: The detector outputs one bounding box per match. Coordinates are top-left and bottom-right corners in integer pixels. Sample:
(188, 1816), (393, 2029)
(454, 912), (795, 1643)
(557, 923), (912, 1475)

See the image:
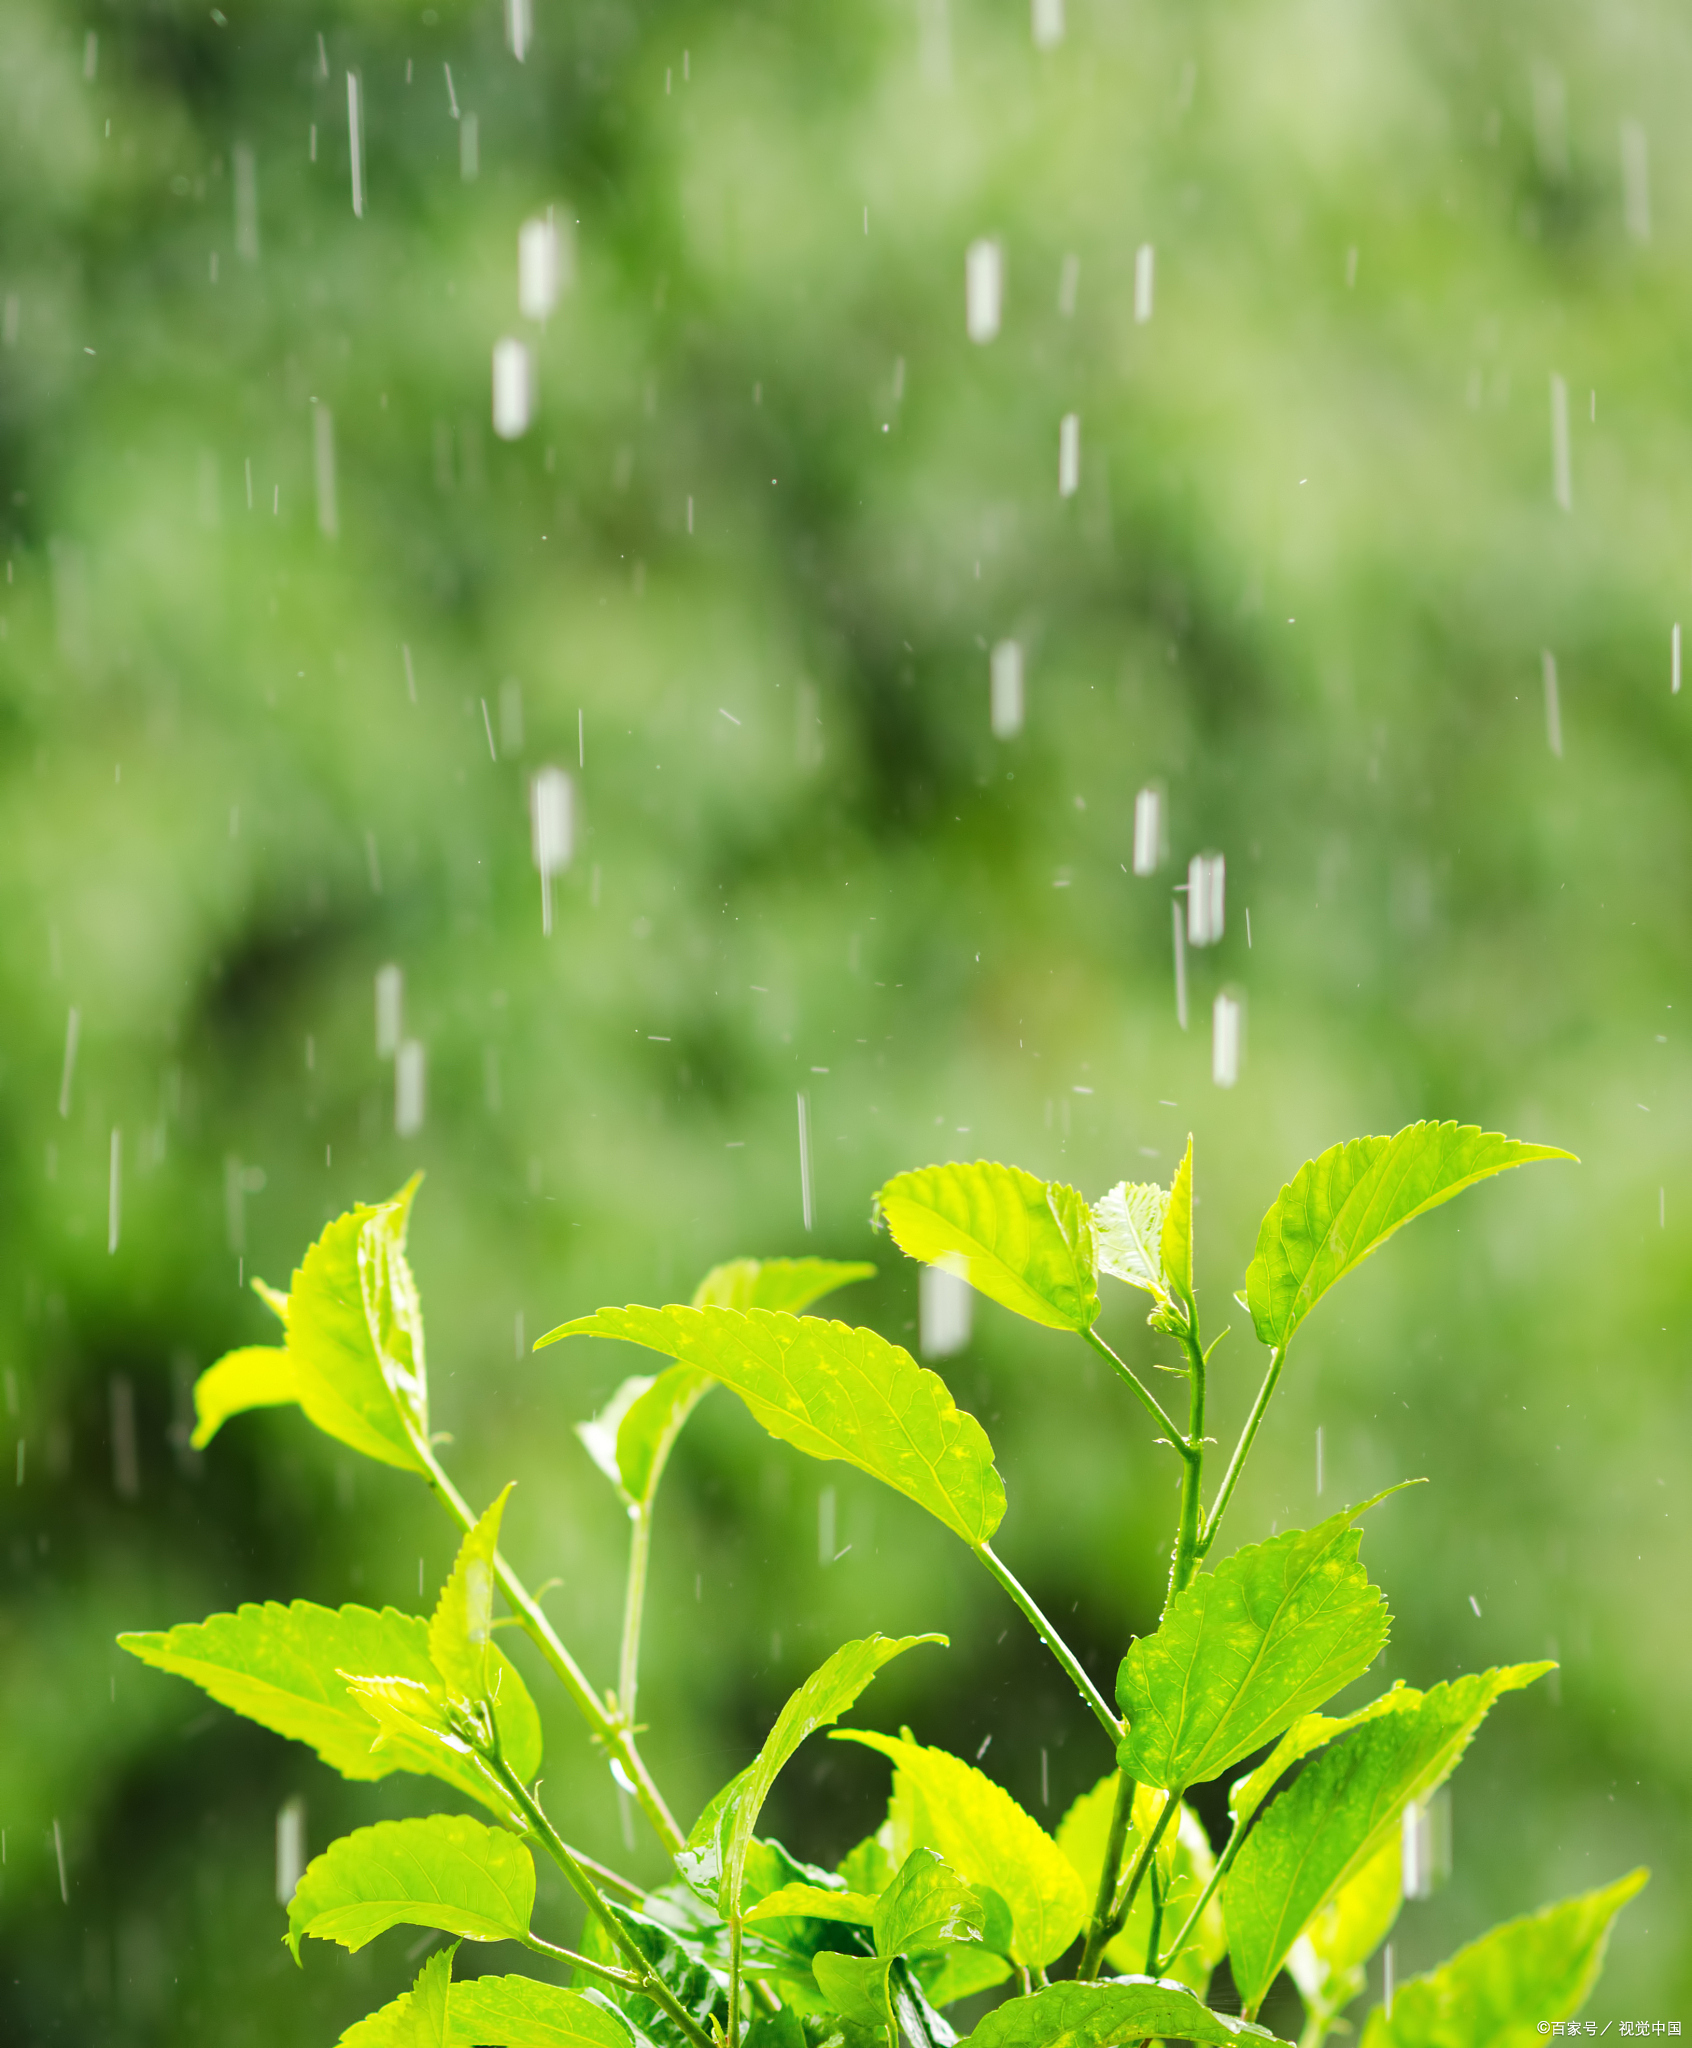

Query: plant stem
(1082, 1329), (1190, 1451)
(1076, 1771), (1136, 1979)
(1153, 1807), (1249, 1976)
(414, 1438), (686, 1854)
(1099, 1792), (1179, 1956)
(521, 1932), (645, 1991)
(974, 1542), (1121, 1741)
(1166, 1322), (1208, 1604)
(1143, 1860), (1164, 1977)
(1197, 1346), (1285, 1563)
(619, 1503), (652, 1726)
(493, 1762), (717, 2048)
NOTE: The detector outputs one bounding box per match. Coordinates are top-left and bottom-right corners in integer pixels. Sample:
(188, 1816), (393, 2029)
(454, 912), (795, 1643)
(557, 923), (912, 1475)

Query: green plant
(120, 1123), (1646, 2047)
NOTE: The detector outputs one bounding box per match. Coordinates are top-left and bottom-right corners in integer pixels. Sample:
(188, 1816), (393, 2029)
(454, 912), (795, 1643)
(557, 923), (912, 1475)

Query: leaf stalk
(974, 1542), (1121, 1741)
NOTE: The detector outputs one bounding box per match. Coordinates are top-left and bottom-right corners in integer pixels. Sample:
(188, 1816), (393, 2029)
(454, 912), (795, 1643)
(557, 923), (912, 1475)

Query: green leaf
(692, 1257), (876, 1313)
(812, 1952), (895, 2039)
(116, 1601), (540, 1816)
(958, 1979), (1289, 2048)
(339, 1944), (457, 2047)
(1286, 1834), (1402, 2024)
(873, 1161), (1099, 1333)
(199, 1178), (432, 1470)
(579, 1900), (726, 2048)
(838, 1831), (898, 1898)
(1357, 1870), (1648, 2046)
(430, 1484), (515, 1707)
(834, 1732), (1086, 1970)
(1225, 1664), (1553, 2009)
(1245, 1123), (1574, 1353)
(541, 1306), (1005, 1548)
(447, 1976), (636, 2048)
(190, 1345), (298, 1449)
(1091, 1183), (1168, 1300)
(714, 1634), (945, 1921)
(745, 1885), (879, 1928)
(1160, 1137), (1195, 1307)
(575, 1264), (875, 1508)
(1116, 1502), (1393, 1791)
(913, 1948), (1012, 2010)
(287, 1814), (534, 1960)
(873, 1848), (986, 1957)
(1056, 1776), (1222, 1989)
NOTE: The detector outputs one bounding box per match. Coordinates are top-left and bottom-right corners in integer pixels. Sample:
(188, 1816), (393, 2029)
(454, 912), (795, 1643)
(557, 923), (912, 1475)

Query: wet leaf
(429, 1485), (515, 1709)
(448, 1974), (637, 2048)
(873, 1848), (987, 1957)
(338, 1943), (456, 2046)
(1091, 1182), (1168, 1300)
(287, 1814), (534, 1959)
(1160, 1138), (1195, 1308)
(958, 1978), (1289, 2048)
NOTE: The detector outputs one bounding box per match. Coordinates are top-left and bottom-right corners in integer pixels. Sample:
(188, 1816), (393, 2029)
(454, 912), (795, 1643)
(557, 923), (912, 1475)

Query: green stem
(619, 1504), (652, 1726)
(1166, 1323), (1208, 1605)
(726, 1915), (745, 2048)
(975, 1542), (1121, 1741)
(1153, 1805), (1250, 1976)
(493, 1763), (717, 2048)
(415, 1439), (686, 1855)
(1077, 1771), (1136, 1979)
(1197, 1346), (1285, 1563)
(521, 1932), (644, 1991)
(1143, 1860), (1164, 1977)
(1082, 1329), (1190, 1450)
(1100, 1792), (1179, 1955)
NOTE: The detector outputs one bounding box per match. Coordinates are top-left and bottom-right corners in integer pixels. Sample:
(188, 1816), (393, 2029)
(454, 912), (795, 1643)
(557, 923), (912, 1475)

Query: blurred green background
(1, 0), (1686, 2037)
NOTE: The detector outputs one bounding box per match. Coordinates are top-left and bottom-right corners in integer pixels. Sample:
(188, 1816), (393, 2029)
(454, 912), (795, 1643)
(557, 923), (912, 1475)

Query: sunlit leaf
(834, 1732), (1085, 1969)
(812, 1952), (895, 2038)
(199, 1179), (431, 1471)
(189, 1345), (298, 1449)
(957, 1978), (1289, 2048)
(429, 1484), (515, 1708)
(1357, 1870), (1648, 2046)
(576, 1898), (725, 2048)
(873, 1848), (986, 1957)
(874, 1161), (1099, 1333)
(1091, 1183), (1168, 1300)
(1245, 1123), (1574, 1353)
(339, 1943), (456, 2046)
(575, 1263), (875, 1509)
(745, 1885), (878, 1928)
(1226, 1664), (1553, 2008)
(914, 1948), (1012, 2010)
(541, 1306), (1005, 1547)
(117, 1600), (539, 1816)
(1116, 1502), (1392, 1791)
(1055, 1775), (1222, 1990)
(1160, 1137), (1195, 1308)
(447, 1975), (636, 2048)
(692, 1257), (876, 1314)
(712, 1634), (944, 1921)
(287, 1814), (534, 1960)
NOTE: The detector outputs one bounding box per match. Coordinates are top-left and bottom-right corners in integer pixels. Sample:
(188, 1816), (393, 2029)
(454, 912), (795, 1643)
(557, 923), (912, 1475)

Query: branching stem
(414, 1438), (686, 1854)
(619, 1504), (653, 1726)
(1082, 1328), (1190, 1451)
(1077, 1770), (1136, 1979)
(1167, 1320), (1208, 1603)
(974, 1542), (1121, 1741)
(492, 1762), (716, 2048)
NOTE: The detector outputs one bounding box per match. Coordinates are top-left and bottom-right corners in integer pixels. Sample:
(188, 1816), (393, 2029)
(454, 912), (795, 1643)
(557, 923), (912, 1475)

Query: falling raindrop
(1549, 373), (1571, 511)
(1619, 119), (1650, 242)
(965, 238), (1002, 344)
(107, 1128), (122, 1254)
(57, 1005), (80, 1118)
(460, 112), (479, 183)
(1134, 243), (1155, 324)
(1031, 0), (1064, 51)
(1541, 649), (1563, 757)
(530, 766), (573, 935)
(990, 640), (1024, 739)
(1212, 991), (1243, 1088)
(313, 404), (338, 537)
(276, 1797), (306, 1904)
(920, 1266), (972, 1358)
(506, 0), (532, 62)
(1402, 1786), (1452, 1898)
(375, 964), (403, 1057)
(1132, 785), (1165, 874)
(817, 1485), (836, 1565)
(395, 1040), (426, 1137)
(1057, 252), (1079, 318)
(797, 1090), (815, 1230)
(1672, 623), (1681, 695)
(1058, 412), (1081, 497)
(1171, 901), (1188, 1029)
(1187, 852), (1225, 945)
(346, 73), (365, 218)
(492, 338), (534, 440)
(519, 211), (571, 321)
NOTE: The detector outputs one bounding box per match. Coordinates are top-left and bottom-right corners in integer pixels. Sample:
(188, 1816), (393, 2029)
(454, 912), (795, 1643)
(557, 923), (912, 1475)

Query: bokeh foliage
(0, 0), (1686, 2037)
